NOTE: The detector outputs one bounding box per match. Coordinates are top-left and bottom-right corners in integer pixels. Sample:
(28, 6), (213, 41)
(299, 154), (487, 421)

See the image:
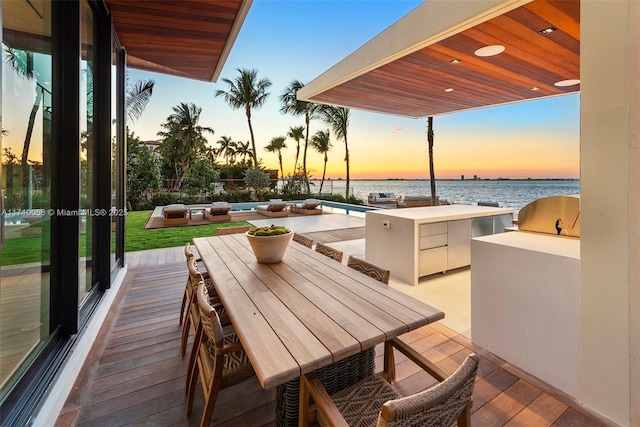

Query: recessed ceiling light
(474, 45), (505, 57)
(531, 87), (540, 91)
(444, 88), (454, 92)
(554, 79), (580, 87)
(450, 59), (462, 64)
(539, 27), (557, 35)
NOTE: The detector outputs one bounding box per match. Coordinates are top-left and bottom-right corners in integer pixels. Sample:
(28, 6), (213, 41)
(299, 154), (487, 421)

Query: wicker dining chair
(293, 233), (314, 248)
(180, 243), (207, 326)
(347, 255), (390, 285)
(187, 281), (255, 427)
(181, 256), (226, 358)
(216, 225), (251, 235)
(299, 339), (479, 427)
(315, 242), (344, 263)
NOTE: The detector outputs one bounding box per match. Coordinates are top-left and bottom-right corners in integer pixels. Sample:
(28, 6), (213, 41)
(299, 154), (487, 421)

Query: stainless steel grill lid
(517, 195), (580, 238)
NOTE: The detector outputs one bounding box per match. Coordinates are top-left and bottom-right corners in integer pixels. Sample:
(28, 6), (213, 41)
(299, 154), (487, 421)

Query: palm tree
(215, 68), (271, 169)
(217, 135), (237, 183)
(4, 47), (45, 198)
(126, 78), (155, 123)
(287, 126), (305, 176)
(310, 130), (332, 195)
(205, 146), (219, 164)
(157, 102), (214, 189)
(280, 80), (319, 192)
(427, 116), (437, 205)
(235, 140), (253, 166)
(265, 136), (287, 186)
(320, 106), (351, 198)
(217, 135), (236, 165)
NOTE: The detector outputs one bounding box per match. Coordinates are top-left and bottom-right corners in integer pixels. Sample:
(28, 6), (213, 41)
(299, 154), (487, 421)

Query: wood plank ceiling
(105, 0), (245, 82)
(305, 0), (580, 118)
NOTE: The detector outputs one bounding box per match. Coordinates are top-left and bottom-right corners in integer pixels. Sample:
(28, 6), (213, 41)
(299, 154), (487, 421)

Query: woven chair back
(184, 243), (195, 260)
(187, 257), (204, 289)
(380, 354), (479, 427)
(347, 256), (390, 285)
(315, 242), (344, 263)
(293, 233), (313, 248)
(196, 282), (224, 348)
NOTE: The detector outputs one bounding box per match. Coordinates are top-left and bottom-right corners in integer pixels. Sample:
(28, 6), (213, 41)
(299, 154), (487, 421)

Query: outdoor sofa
(367, 192), (397, 205)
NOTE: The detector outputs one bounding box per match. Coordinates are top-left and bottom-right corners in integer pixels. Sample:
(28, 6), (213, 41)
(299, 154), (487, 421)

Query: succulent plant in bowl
(247, 225), (291, 236)
(245, 225), (293, 263)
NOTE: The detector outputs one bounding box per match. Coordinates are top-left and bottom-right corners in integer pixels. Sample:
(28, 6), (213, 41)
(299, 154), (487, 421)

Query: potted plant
(245, 225), (294, 263)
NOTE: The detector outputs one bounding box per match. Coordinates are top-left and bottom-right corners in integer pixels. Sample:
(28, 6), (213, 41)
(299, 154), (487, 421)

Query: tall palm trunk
(278, 152), (285, 186)
(245, 106), (258, 168)
(319, 153), (328, 194)
(303, 115), (310, 193)
(427, 116), (436, 205)
(22, 86), (43, 198)
(344, 136), (350, 199)
(293, 143), (300, 175)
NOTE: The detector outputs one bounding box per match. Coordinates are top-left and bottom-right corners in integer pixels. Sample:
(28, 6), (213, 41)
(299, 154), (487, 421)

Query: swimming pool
(228, 201), (264, 211)
(226, 200), (377, 218)
(304, 200), (376, 218)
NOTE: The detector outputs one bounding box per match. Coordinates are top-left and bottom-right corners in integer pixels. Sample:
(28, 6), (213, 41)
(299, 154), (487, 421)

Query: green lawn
(1, 211), (250, 266)
(124, 210), (250, 252)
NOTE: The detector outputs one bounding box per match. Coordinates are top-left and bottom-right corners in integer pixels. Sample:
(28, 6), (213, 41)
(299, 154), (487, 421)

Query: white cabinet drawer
(420, 222), (447, 236)
(419, 246), (448, 276)
(419, 233), (447, 250)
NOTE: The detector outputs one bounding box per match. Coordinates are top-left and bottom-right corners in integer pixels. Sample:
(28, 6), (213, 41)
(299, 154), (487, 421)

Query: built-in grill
(517, 195), (580, 238)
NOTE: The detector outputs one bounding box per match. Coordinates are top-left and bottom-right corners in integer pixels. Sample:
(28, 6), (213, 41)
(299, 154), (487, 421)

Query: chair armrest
(389, 338), (448, 382)
(300, 372), (349, 427)
(221, 340), (244, 355)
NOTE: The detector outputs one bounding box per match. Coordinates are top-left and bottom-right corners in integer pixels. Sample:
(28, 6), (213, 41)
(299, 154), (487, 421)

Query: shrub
(243, 168), (271, 190)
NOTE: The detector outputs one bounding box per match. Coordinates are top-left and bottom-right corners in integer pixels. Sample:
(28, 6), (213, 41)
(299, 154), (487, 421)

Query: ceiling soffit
(105, 0), (249, 82)
(302, 0), (579, 118)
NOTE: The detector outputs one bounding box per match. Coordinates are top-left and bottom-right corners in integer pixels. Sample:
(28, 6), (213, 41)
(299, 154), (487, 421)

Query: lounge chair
(290, 198), (322, 215)
(257, 199), (289, 217)
(204, 201), (232, 223)
(163, 204), (188, 225)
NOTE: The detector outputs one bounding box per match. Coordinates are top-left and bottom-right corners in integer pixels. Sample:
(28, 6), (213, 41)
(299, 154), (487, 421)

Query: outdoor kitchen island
(471, 231), (580, 398)
(365, 205), (514, 286)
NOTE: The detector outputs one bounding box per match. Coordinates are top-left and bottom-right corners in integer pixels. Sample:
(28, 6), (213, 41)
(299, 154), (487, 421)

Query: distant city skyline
(127, 0), (580, 180)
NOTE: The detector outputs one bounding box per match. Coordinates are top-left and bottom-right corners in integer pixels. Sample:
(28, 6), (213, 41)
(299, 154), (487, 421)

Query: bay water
(316, 179), (580, 212)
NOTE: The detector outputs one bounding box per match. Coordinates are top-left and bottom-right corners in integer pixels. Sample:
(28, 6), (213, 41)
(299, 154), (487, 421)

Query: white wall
(580, 1), (638, 425)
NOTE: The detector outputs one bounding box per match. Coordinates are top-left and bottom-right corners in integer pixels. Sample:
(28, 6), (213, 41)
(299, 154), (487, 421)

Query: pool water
(226, 200), (375, 218)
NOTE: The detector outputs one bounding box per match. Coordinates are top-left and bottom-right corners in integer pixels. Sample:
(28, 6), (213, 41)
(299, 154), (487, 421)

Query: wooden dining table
(193, 233), (445, 391)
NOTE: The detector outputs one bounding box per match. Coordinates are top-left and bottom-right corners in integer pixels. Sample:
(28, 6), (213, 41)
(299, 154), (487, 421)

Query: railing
(159, 178), (353, 198)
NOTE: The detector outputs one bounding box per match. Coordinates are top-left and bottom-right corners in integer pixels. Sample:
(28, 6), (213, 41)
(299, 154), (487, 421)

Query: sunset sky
(127, 0), (580, 180)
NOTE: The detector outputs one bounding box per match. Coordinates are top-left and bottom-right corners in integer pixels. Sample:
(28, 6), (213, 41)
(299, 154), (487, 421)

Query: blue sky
(128, 0), (580, 180)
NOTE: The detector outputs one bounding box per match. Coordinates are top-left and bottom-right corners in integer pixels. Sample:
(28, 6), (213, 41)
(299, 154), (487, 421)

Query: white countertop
(366, 205), (514, 222)
(473, 231), (580, 259)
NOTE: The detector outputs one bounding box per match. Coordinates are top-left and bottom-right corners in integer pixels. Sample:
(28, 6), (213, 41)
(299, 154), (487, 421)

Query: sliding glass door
(0, 0), (52, 400)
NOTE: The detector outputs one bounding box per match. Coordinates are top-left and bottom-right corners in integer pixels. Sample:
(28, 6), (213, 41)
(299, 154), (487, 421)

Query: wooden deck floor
(55, 247), (604, 427)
